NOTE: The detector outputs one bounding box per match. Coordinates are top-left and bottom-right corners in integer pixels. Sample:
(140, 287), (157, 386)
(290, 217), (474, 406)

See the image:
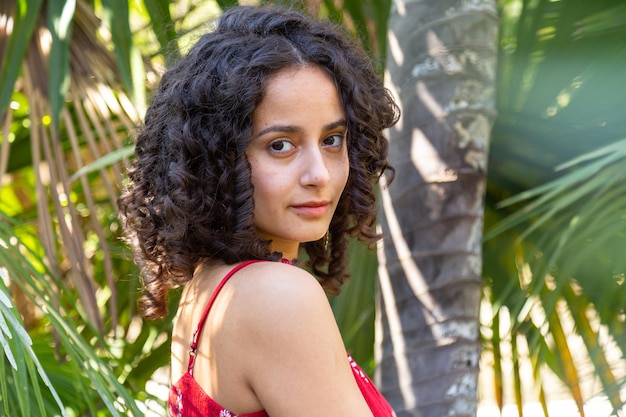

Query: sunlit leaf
(0, 0), (43, 115)
(47, 0), (75, 129)
(68, 145), (134, 183)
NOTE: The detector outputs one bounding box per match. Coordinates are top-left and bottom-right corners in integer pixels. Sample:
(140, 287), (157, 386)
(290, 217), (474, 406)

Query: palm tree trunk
(376, 1), (498, 416)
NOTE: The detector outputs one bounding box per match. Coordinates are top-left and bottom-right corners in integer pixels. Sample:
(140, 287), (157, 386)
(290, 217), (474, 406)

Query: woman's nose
(300, 148), (331, 187)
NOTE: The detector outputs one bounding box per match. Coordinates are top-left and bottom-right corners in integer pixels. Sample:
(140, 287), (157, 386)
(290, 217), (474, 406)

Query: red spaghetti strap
(187, 260), (266, 374)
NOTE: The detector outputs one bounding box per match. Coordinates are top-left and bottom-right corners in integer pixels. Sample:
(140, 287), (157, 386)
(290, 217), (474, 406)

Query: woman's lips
(291, 202), (330, 217)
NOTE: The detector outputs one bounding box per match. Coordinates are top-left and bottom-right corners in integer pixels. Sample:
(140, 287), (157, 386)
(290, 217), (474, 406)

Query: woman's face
(246, 65), (350, 259)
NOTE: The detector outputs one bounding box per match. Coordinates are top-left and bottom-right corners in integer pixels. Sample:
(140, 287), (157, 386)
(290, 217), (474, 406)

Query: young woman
(118, 5), (399, 417)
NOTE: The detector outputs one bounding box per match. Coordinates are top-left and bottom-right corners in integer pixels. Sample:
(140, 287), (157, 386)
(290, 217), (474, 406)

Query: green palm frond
(486, 138), (626, 240)
(484, 0), (626, 414)
(330, 240), (378, 376)
(0, 0), (200, 413)
(0, 212), (143, 416)
(0, 1), (42, 117)
(574, 4), (626, 39)
(484, 140), (626, 413)
(0, 272), (65, 417)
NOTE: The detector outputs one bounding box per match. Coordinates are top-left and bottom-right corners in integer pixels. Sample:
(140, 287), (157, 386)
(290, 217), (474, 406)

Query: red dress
(168, 260), (395, 417)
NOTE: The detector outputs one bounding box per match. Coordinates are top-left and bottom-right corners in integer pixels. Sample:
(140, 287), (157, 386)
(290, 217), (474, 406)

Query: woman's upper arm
(238, 264), (373, 417)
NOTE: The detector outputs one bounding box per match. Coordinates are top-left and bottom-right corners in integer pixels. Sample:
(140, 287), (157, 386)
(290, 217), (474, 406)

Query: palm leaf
(0, 280), (67, 417)
(562, 285), (624, 412)
(144, 0), (180, 60)
(100, 0), (146, 111)
(573, 4), (626, 39)
(485, 138), (626, 241)
(0, 0), (42, 116)
(485, 1), (626, 412)
(47, 0), (75, 130)
(0, 213), (143, 415)
(0, 0), (188, 412)
(330, 240), (378, 376)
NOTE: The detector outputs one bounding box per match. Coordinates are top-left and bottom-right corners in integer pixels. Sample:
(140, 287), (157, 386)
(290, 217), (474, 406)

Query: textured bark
(376, 1), (498, 416)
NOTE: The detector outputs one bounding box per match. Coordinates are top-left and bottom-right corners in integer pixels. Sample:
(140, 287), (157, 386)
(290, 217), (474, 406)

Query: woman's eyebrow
(254, 124), (302, 138)
(325, 119), (347, 131)
(253, 119), (347, 138)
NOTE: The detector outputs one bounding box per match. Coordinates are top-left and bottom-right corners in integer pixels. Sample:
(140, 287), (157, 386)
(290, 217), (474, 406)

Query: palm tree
(376, 1), (498, 416)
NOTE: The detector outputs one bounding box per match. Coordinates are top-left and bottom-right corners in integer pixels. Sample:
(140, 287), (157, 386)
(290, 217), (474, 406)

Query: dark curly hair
(118, 5), (399, 320)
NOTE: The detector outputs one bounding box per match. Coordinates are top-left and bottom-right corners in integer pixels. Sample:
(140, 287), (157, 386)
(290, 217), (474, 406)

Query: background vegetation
(0, 0), (625, 415)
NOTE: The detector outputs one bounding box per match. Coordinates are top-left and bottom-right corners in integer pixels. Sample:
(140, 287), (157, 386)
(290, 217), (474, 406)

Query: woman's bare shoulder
(226, 262), (374, 416)
(217, 261), (339, 351)
(228, 261), (331, 320)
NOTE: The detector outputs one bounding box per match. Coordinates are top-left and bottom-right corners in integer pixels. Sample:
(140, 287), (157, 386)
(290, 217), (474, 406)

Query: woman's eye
(268, 140), (295, 153)
(323, 134), (345, 148)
